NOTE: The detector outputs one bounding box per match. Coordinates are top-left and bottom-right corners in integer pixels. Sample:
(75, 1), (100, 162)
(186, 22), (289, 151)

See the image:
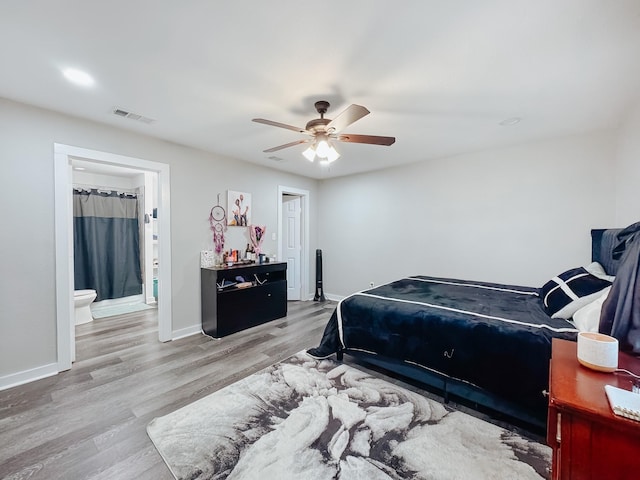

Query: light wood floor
(1, 300), (543, 480)
(0, 301), (336, 480)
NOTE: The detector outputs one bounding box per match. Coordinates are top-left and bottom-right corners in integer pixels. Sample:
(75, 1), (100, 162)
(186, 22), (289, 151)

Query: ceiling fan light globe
(315, 139), (331, 158)
(302, 146), (316, 162)
(326, 146), (340, 163)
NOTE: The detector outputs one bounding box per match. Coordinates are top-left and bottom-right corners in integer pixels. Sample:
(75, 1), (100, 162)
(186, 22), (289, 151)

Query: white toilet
(74, 289), (97, 325)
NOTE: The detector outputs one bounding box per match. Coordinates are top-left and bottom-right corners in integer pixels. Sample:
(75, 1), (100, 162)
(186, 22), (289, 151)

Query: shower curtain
(73, 189), (143, 302)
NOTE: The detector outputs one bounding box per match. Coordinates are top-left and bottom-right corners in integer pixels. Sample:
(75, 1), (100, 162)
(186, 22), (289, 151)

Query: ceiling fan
(252, 100), (395, 163)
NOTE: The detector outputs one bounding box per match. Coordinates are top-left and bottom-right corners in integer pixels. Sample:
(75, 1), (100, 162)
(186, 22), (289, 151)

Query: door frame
(277, 186), (310, 300)
(282, 194), (302, 301)
(54, 143), (172, 372)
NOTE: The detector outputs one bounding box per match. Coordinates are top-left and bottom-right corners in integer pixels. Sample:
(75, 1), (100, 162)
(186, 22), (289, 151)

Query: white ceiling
(2, 1), (640, 179)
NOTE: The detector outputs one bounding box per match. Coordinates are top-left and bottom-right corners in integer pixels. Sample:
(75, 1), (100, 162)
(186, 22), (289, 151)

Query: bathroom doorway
(72, 164), (155, 310)
(54, 144), (172, 371)
(72, 164), (158, 312)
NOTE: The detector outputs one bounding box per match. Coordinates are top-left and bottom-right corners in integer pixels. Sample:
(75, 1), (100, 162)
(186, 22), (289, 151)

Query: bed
(308, 227), (632, 430)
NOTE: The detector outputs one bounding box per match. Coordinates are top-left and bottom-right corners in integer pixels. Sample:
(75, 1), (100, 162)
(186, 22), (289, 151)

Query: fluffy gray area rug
(147, 352), (550, 480)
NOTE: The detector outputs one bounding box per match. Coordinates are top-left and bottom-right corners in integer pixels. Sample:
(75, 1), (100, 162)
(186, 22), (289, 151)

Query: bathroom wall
(143, 171), (158, 304)
(73, 170), (140, 191)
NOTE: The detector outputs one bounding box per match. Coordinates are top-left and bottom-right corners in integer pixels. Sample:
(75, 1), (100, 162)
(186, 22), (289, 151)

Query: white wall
(73, 170), (140, 191)
(0, 97), (319, 384)
(318, 131), (618, 297)
(615, 100), (640, 225)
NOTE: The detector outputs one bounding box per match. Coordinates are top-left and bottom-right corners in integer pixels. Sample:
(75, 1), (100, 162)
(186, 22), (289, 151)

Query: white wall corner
(325, 293), (345, 302)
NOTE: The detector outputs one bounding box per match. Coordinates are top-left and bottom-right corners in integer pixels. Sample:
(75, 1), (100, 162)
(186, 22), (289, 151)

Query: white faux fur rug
(147, 352), (551, 480)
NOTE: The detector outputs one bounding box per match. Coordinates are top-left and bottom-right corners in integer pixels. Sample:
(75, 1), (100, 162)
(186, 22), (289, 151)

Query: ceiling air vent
(112, 107), (156, 124)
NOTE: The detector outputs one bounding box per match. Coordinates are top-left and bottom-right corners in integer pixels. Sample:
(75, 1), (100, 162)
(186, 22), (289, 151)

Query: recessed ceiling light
(73, 166), (86, 171)
(63, 68), (95, 87)
(499, 117), (522, 126)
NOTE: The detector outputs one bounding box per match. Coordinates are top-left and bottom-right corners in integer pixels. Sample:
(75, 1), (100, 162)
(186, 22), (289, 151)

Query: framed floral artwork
(227, 190), (251, 226)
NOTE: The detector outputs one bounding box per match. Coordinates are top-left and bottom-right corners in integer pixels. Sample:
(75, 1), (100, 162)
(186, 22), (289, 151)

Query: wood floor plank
(0, 300), (335, 480)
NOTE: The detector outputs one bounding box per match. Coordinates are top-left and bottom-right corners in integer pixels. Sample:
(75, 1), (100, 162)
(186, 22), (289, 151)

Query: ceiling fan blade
(263, 139), (310, 153)
(325, 104), (370, 133)
(252, 118), (308, 134)
(336, 134), (396, 146)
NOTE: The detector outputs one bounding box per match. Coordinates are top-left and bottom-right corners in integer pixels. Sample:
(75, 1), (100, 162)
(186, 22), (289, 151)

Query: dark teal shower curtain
(73, 189), (142, 302)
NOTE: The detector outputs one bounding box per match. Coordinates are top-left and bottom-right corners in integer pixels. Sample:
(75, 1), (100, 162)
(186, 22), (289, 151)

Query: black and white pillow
(541, 267), (612, 319)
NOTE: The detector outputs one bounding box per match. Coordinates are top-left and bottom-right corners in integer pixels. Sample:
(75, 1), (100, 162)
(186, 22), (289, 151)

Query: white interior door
(282, 195), (301, 300)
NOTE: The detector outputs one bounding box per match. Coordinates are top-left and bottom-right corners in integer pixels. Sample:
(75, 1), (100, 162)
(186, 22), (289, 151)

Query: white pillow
(584, 262), (615, 282)
(572, 286), (611, 332)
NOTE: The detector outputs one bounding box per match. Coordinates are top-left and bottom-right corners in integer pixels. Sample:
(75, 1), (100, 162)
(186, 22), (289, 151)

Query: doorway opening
(54, 144), (172, 372)
(72, 162), (158, 313)
(277, 186), (310, 301)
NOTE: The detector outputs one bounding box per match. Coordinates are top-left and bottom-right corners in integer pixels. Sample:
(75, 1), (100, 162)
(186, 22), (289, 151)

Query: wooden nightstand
(547, 338), (640, 480)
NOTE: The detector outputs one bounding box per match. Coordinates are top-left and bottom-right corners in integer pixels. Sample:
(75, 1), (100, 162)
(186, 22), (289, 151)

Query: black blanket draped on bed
(600, 221), (640, 354)
(310, 276), (578, 415)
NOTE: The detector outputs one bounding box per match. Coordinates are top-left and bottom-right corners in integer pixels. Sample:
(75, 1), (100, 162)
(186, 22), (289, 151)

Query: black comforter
(310, 276), (578, 415)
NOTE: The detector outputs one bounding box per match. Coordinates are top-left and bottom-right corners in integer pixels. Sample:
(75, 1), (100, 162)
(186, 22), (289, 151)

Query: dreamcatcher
(209, 194), (227, 256)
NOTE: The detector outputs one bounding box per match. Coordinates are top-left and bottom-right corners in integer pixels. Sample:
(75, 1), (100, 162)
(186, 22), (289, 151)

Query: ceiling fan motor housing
(305, 101), (332, 133)
(305, 118), (331, 133)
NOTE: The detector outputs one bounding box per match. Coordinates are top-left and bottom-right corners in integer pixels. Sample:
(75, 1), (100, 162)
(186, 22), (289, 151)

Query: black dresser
(201, 262), (287, 338)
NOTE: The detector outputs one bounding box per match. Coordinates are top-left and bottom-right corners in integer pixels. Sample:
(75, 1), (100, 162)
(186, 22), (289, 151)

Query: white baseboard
(0, 362), (58, 391)
(172, 324), (202, 340)
(305, 293), (343, 302)
(325, 293), (344, 302)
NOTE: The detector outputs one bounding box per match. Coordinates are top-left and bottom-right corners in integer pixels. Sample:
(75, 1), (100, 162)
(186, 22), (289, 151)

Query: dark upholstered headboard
(591, 228), (623, 276)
